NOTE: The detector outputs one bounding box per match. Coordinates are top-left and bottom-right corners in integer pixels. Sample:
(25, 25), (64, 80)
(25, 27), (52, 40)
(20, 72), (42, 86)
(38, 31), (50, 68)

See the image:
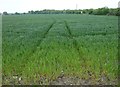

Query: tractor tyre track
(29, 20), (56, 55)
(36, 21), (56, 47)
(64, 21), (85, 62)
(21, 21), (56, 69)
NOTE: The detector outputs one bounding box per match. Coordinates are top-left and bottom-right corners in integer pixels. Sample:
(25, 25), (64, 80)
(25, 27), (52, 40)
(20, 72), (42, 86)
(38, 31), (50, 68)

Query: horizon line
(1, 7), (119, 14)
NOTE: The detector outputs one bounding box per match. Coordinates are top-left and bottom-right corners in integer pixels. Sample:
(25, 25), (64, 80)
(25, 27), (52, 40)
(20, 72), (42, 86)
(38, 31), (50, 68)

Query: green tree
(3, 11), (8, 15)
(15, 12), (20, 15)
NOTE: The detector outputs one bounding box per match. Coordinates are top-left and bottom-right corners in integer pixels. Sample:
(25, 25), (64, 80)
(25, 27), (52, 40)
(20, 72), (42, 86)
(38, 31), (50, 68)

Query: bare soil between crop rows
(2, 75), (118, 85)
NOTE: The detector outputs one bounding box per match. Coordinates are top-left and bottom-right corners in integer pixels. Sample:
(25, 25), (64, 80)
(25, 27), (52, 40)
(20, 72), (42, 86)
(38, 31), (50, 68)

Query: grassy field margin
(118, 15), (120, 86)
(0, 15), (2, 86)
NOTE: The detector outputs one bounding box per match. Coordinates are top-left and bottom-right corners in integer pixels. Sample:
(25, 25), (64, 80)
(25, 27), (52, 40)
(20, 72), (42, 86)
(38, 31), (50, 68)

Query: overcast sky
(0, 0), (120, 13)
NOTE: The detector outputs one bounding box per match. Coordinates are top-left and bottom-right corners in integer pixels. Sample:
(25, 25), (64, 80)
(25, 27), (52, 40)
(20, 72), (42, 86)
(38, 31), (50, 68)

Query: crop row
(2, 14), (118, 85)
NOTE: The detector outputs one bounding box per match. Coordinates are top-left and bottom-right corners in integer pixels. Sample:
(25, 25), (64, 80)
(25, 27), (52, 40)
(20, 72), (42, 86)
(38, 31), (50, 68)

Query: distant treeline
(2, 7), (120, 16)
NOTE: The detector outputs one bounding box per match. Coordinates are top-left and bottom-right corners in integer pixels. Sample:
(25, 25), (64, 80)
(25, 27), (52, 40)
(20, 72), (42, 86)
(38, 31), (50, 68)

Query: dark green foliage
(3, 7), (120, 16)
(3, 11), (8, 15)
(27, 7), (120, 16)
(15, 12), (20, 15)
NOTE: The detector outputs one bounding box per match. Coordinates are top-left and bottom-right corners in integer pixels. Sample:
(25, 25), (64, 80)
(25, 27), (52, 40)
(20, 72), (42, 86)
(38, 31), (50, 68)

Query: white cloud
(0, 0), (119, 13)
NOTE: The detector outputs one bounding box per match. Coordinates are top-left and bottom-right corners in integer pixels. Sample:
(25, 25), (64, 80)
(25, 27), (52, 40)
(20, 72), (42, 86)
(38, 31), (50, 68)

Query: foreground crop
(2, 14), (118, 85)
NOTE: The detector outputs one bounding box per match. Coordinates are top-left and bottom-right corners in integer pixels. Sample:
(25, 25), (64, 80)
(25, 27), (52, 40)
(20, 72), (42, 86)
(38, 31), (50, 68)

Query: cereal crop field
(2, 14), (118, 85)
